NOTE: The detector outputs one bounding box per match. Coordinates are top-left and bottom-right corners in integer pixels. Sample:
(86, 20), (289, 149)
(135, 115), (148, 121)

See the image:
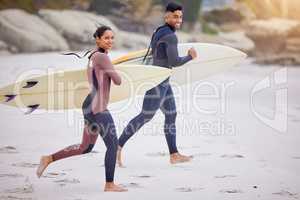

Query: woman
(36, 26), (127, 192)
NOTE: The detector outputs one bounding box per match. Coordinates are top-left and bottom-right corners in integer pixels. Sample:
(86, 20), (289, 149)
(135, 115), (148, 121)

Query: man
(117, 2), (197, 166)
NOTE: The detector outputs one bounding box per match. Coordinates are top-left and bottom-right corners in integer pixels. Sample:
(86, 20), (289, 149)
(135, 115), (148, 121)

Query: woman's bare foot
(117, 146), (125, 168)
(36, 155), (53, 178)
(104, 182), (128, 192)
(170, 153), (193, 164)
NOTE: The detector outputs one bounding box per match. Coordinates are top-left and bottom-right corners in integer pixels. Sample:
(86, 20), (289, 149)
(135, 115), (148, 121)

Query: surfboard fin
(25, 104), (40, 114)
(4, 94), (17, 102)
(23, 81), (38, 89)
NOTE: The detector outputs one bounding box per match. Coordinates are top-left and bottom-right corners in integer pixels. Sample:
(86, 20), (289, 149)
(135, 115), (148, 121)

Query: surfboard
(0, 64), (171, 113)
(117, 43), (247, 85)
(0, 42), (246, 113)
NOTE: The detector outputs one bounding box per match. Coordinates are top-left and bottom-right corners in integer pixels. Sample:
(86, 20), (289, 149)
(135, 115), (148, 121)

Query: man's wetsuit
(118, 24), (192, 154)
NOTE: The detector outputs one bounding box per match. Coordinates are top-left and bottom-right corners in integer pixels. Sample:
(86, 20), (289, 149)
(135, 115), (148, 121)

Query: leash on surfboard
(61, 50), (93, 59)
(142, 24), (166, 64)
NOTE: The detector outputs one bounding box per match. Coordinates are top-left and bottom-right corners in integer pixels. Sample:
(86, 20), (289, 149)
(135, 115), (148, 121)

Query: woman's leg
(36, 126), (98, 178)
(52, 126), (98, 161)
(93, 111), (127, 192)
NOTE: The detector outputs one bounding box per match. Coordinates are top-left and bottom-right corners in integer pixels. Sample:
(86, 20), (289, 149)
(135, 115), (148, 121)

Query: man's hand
(188, 48), (197, 59)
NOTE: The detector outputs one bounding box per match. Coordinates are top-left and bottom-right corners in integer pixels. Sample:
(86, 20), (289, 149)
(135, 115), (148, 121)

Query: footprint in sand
(289, 114), (300, 122)
(219, 189), (243, 194)
(11, 163), (39, 168)
(62, 169), (73, 172)
(131, 175), (154, 178)
(0, 146), (18, 154)
(288, 114), (296, 118)
(291, 119), (300, 122)
(215, 175), (237, 179)
(54, 178), (80, 187)
(120, 182), (143, 189)
(145, 152), (168, 157)
(0, 174), (24, 178)
(175, 187), (204, 192)
(0, 196), (33, 200)
(221, 154), (244, 159)
(4, 184), (34, 194)
(272, 190), (298, 199)
(42, 172), (66, 179)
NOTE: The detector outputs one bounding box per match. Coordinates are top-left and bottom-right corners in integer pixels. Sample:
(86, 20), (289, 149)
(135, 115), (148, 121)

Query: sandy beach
(0, 52), (299, 199)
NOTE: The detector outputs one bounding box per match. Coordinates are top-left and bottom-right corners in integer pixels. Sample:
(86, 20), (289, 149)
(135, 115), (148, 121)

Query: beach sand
(0, 52), (299, 199)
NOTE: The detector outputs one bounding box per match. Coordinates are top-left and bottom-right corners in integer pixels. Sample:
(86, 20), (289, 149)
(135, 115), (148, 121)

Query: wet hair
(63, 25), (112, 59)
(93, 25), (112, 39)
(165, 2), (183, 13)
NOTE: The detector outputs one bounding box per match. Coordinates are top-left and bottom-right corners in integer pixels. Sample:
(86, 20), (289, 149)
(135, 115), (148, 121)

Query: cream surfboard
(0, 64), (171, 113)
(117, 43), (247, 85)
(0, 43), (246, 113)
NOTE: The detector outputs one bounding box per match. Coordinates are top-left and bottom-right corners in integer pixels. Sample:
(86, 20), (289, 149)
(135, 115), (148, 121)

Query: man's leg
(118, 84), (167, 166)
(118, 85), (166, 147)
(160, 86), (192, 164)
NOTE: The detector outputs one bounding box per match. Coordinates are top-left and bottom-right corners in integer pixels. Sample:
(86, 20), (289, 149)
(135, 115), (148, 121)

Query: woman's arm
(93, 53), (122, 85)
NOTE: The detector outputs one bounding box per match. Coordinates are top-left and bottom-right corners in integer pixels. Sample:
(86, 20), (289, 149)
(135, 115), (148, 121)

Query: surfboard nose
(211, 43), (247, 60)
(180, 43), (247, 62)
(225, 45), (247, 59)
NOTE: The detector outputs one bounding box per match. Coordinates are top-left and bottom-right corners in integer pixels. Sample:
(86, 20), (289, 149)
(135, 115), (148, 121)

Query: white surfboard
(0, 42), (246, 113)
(117, 43), (247, 85)
(0, 64), (171, 113)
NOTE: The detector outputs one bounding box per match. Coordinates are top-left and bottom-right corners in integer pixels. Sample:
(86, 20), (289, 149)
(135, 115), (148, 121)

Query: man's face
(165, 10), (183, 29)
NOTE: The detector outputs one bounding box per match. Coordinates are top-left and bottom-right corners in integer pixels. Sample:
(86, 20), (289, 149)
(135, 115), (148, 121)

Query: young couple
(36, 2), (197, 192)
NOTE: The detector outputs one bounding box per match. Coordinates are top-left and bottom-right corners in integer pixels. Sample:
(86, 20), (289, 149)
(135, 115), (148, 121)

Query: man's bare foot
(117, 146), (125, 168)
(170, 153), (193, 164)
(36, 155), (53, 178)
(104, 182), (128, 192)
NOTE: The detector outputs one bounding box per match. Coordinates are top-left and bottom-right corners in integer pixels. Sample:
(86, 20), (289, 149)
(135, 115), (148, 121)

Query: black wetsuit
(118, 24), (192, 154)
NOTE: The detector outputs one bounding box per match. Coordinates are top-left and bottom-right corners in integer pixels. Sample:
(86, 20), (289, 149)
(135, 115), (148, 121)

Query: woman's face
(96, 30), (114, 51)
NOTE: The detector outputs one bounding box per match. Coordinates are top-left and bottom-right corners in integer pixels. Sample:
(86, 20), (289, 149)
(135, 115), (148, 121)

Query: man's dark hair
(165, 2), (183, 12)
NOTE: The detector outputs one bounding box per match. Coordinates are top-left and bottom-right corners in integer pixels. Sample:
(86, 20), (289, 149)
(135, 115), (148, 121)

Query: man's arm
(164, 34), (192, 67)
